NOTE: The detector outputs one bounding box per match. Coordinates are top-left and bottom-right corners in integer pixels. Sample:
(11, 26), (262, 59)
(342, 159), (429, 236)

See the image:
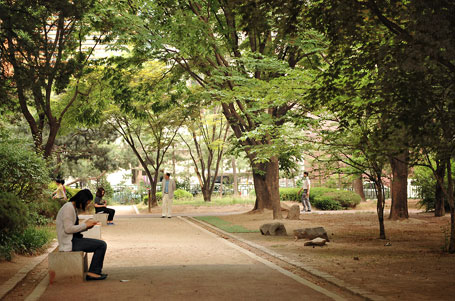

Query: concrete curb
(186, 217), (385, 301)
(0, 241), (58, 300)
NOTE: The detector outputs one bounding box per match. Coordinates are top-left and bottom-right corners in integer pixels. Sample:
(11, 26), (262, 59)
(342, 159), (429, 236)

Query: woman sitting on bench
(94, 187), (116, 225)
(56, 189), (108, 281)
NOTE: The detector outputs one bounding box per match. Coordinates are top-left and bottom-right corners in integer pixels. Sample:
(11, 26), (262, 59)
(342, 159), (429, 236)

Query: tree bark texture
(352, 175), (366, 201)
(252, 157), (282, 219)
(434, 160), (446, 217)
(375, 180), (386, 239)
(389, 152), (409, 219)
(232, 158), (238, 196)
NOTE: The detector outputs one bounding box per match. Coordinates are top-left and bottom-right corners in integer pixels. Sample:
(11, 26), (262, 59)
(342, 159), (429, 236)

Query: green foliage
(279, 188), (301, 202)
(13, 227), (51, 256)
(414, 165), (450, 212)
(280, 187), (360, 210)
(151, 189), (192, 204)
(0, 192), (29, 234)
(195, 216), (258, 233)
(174, 189), (193, 199)
(0, 133), (50, 201)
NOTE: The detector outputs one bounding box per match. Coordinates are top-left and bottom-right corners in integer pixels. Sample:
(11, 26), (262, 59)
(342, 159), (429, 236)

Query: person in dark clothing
(56, 189), (108, 281)
(94, 187), (116, 225)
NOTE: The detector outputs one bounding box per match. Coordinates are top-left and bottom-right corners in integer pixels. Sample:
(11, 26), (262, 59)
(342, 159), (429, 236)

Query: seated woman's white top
(56, 202), (87, 251)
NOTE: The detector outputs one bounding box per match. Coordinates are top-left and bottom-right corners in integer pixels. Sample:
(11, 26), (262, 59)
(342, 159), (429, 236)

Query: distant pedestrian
(94, 187), (116, 225)
(161, 173), (176, 218)
(52, 179), (67, 201)
(298, 171), (311, 212)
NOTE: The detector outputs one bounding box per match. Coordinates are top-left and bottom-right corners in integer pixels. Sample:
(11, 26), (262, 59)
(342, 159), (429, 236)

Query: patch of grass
(174, 196), (255, 206)
(195, 216), (259, 233)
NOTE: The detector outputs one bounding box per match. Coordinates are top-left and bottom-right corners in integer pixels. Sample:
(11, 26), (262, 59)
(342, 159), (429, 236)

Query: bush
(279, 188), (301, 202)
(280, 186), (361, 210)
(13, 227), (51, 256)
(0, 192), (29, 234)
(312, 198), (342, 210)
(0, 135), (50, 201)
(174, 189), (193, 199)
(414, 165), (451, 212)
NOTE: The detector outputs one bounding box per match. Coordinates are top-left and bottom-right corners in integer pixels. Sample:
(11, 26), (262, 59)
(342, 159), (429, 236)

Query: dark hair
(96, 187), (105, 198)
(70, 189), (93, 210)
(55, 179), (65, 185)
(166, 173), (171, 177)
(304, 171), (309, 176)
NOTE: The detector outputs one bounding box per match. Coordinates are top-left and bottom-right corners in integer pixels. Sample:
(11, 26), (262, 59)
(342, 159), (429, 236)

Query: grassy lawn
(194, 216), (259, 233)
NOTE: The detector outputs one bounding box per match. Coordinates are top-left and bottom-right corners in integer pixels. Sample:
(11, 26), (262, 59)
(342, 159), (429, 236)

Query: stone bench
(94, 213), (109, 226)
(84, 224), (102, 239)
(48, 249), (88, 283)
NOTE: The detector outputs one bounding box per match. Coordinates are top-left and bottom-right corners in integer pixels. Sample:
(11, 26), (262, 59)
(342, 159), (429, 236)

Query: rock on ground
(260, 222), (287, 236)
(286, 205), (300, 220)
(304, 238), (327, 247)
(294, 227), (329, 241)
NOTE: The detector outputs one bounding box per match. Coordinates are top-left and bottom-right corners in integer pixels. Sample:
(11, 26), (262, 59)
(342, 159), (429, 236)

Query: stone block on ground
(260, 222), (287, 236)
(48, 250), (87, 283)
(293, 227), (329, 241)
(304, 237), (327, 247)
(94, 213), (108, 226)
(286, 205), (300, 220)
(83, 224), (101, 239)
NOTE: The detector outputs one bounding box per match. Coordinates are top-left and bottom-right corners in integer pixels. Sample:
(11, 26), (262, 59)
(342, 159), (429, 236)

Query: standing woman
(94, 187), (116, 225)
(56, 189), (108, 280)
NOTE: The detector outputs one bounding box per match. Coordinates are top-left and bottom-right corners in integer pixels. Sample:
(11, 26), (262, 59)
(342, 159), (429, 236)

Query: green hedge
(144, 189), (193, 204)
(280, 187), (361, 210)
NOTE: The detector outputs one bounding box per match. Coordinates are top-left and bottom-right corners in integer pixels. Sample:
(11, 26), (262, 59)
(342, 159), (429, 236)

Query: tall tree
(309, 0), (455, 250)
(102, 61), (189, 210)
(180, 105), (230, 202)
(109, 0), (323, 218)
(0, 0), (108, 157)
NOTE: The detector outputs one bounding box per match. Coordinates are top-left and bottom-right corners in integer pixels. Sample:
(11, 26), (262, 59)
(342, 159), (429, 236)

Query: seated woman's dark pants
(72, 237), (107, 274)
(95, 207), (116, 221)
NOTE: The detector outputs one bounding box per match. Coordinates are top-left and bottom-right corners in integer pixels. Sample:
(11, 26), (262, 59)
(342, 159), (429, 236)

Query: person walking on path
(161, 173), (176, 218)
(298, 171), (311, 212)
(94, 187), (116, 225)
(52, 179), (67, 201)
(56, 189), (108, 281)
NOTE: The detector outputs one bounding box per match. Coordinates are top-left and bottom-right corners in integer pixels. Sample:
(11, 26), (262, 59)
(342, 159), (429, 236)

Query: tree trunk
(435, 160), (446, 217)
(232, 157), (238, 196)
(389, 152), (409, 219)
(445, 159), (455, 253)
(352, 175), (366, 201)
(252, 156), (282, 219)
(375, 180), (386, 239)
(202, 188), (211, 202)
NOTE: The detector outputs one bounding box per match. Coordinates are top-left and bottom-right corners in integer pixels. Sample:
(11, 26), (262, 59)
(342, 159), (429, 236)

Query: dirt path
(38, 215), (344, 301)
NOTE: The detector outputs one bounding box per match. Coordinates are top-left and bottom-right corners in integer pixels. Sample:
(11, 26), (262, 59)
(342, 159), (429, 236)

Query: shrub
(279, 188), (301, 202)
(13, 227), (51, 255)
(310, 187), (360, 210)
(0, 192), (29, 234)
(312, 198), (342, 210)
(414, 165), (451, 212)
(0, 135), (50, 201)
(174, 189), (193, 199)
(279, 186), (361, 210)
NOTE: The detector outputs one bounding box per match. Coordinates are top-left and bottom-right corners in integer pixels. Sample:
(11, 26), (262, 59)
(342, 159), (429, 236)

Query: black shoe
(86, 274), (107, 281)
(168, 216), (171, 218)
(161, 216), (165, 218)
